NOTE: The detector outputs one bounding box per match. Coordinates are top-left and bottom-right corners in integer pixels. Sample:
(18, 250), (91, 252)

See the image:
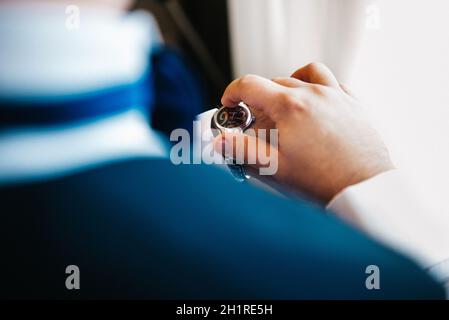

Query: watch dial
(216, 106), (249, 128)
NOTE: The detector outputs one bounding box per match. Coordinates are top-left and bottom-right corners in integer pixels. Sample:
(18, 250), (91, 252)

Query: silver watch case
(211, 103), (255, 182)
(211, 103), (255, 136)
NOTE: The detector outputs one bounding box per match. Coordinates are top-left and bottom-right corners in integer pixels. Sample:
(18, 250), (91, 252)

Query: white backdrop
(228, 0), (449, 223)
(228, 0), (370, 82)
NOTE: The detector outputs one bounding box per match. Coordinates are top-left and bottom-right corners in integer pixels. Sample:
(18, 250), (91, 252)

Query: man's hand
(214, 62), (395, 204)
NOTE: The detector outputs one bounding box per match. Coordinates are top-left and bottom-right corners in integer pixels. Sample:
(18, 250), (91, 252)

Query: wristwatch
(211, 103), (256, 182)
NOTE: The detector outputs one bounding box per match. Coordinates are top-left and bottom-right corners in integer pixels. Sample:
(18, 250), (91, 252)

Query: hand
(214, 62), (395, 204)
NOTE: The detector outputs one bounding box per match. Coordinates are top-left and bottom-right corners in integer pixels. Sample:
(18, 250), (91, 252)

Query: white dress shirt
(328, 171), (449, 294)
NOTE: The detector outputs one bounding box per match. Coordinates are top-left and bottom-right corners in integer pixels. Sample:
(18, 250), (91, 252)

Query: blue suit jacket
(0, 159), (444, 299)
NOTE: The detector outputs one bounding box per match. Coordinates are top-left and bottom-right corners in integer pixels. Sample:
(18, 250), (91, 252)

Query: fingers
(213, 132), (279, 174)
(291, 62), (340, 88)
(221, 75), (295, 120)
(271, 77), (306, 88)
(220, 63), (338, 121)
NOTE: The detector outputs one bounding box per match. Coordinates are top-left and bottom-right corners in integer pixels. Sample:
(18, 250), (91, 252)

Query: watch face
(215, 105), (250, 129)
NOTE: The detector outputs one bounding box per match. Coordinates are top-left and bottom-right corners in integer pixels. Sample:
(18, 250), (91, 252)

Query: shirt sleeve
(327, 170), (449, 280)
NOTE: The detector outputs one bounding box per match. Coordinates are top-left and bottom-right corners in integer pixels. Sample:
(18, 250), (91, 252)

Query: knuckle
(306, 61), (326, 72)
(309, 84), (328, 96)
(277, 91), (308, 114)
(294, 98), (311, 114)
(238, 74), (259, 88)
(278, 91), (296, 108)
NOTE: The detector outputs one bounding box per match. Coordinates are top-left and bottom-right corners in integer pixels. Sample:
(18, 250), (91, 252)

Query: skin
(214, 62), (395, 204)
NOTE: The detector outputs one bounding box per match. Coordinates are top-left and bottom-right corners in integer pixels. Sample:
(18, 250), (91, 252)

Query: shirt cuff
(327, 170), (449, 273)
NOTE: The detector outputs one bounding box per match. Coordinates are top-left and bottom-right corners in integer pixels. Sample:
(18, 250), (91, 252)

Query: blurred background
(142, 0), (449, 224)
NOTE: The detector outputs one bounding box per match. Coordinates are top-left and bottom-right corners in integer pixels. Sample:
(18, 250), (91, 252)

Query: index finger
(221, 75), (296, 120)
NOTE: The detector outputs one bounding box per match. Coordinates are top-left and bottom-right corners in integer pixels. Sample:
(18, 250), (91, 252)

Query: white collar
(0, 3), (162, 98)
(0, 110), (168, 186)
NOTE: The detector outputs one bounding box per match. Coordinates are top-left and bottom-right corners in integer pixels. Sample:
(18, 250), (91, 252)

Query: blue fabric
(0, 79), (152, 128)
(0, 158), (444, 299)
(150, 46), (205, 136)
(0, 46), (204, 133)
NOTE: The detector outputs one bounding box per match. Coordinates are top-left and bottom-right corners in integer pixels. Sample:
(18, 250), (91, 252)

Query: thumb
(291, 62), (339, 88)
(213, 132), (279, 175)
